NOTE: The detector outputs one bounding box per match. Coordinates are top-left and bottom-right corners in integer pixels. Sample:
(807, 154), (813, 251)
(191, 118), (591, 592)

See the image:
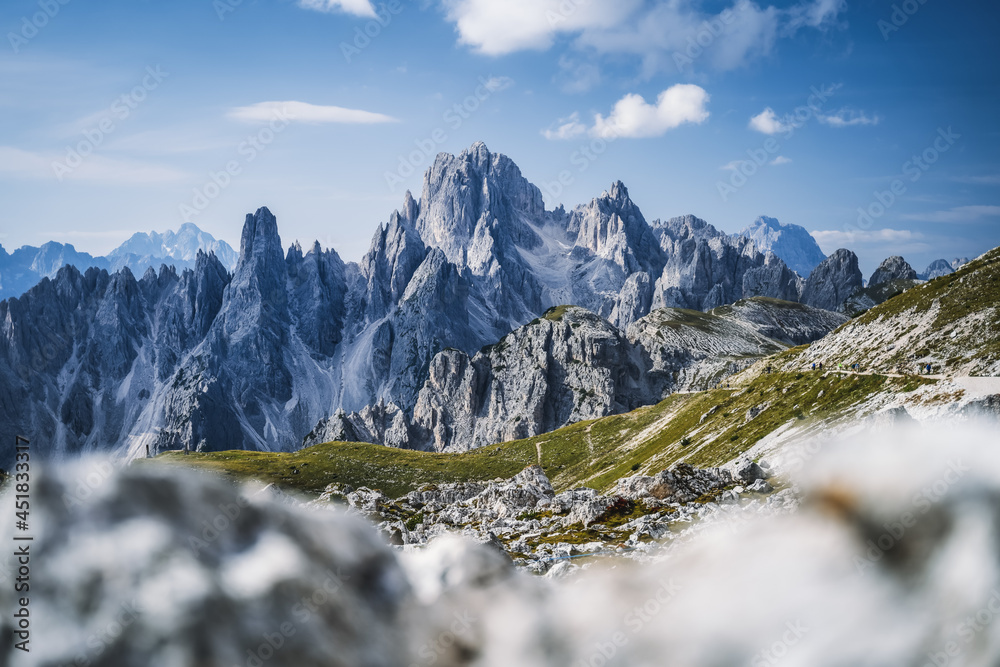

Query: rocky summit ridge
(0, 143), (909, 463)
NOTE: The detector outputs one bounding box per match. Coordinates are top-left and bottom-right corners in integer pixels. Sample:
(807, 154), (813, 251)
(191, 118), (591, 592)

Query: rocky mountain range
(0, 143), (923, 464)
(0, 222), (237, 300)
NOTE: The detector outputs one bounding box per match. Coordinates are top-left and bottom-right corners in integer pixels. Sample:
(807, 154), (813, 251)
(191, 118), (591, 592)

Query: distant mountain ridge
(0, 223), (237, 300)
(0, 142), (881, 463)
(737, 215), (827, 277)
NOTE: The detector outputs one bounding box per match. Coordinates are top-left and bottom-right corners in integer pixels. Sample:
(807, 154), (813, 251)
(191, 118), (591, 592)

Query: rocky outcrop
(319, 299), (843, 453)
(304, 402), (412, 449)
(410, 307), (649, 452)
(800, 248), (864, 311)
(868, 255), (918, 287)
(610, 463), (732, 503)
(738, 215), (826, 277)
(651, 216), (802, 311)
(625, 307), (785, 400)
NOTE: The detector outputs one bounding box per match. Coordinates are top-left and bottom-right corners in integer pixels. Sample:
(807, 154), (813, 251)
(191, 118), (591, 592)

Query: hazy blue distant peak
(738, 216), (827, 277)
(0, 223), (237, 300)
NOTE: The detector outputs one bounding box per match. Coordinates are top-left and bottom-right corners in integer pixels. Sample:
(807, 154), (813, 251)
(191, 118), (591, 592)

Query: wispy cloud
(546, 84), (709, 140)
(228, 101), (398, 125)
(770, 155), (792, 165)
(811, 228), (922, 246)
(818, 108), (880, 128)
(542, 112), (588, 140)
(0, 146), (187, 184)
(297, 0), (376, 18)
(899, 205), (1000, 223)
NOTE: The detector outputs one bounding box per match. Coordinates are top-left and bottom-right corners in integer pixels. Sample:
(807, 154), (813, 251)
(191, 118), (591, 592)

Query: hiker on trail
(819, 362), (823, 370)
(812, 363), (816, 371)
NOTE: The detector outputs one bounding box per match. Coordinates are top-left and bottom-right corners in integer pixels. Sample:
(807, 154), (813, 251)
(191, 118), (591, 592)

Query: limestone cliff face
(410, 307), (648, 452)
(327, 299), (843, 454)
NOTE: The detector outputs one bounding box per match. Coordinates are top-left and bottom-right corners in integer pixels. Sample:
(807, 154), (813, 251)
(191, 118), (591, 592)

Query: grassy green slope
(801, 246), (1000, 374)
(157, 361), (927, 498)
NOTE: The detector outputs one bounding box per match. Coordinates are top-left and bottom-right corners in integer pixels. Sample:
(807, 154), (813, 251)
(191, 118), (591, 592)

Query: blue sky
(1, 0), (998, 276)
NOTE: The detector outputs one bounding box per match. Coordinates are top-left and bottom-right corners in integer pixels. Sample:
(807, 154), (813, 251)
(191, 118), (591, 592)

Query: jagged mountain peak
(869, 255), (917, 287)
(220, 207), (290, 342)
(606, 180), (629, 202)
(654, 214), (725, 242)
(417, 143), (545, 259)
(238, 207), (281, 264)
(800, 248), (863, 311)
(569, 181), (664, 276)
(401, 190), (419, 223)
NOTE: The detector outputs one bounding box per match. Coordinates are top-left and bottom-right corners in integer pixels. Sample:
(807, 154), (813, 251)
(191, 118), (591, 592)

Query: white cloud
(899, 205), (1000, 223)
(770, 156), (792, 165)
(297, 0), (377, 18)
(545, 85), (710, 141)
(818, 109), (880, 128)
(228, 101), (398, 125)
(441, 0), (640, 55)
(720, 160), (745, 171)
(542, 112), (588, 141)
(748, 108), (792, 135)
(811, 228), (921, 246)
(590, 84), (710, 139)
(440, 0), (847, 75)
(0, 146), (187, 184)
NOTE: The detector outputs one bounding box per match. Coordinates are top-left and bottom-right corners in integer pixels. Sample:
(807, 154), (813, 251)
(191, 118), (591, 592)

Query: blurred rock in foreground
(3, 422), (1000, 666)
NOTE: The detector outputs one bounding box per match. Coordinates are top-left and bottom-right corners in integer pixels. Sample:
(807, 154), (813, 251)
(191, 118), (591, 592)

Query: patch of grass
(153, 439), (538, 499)
(543, 305), (574, 322)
